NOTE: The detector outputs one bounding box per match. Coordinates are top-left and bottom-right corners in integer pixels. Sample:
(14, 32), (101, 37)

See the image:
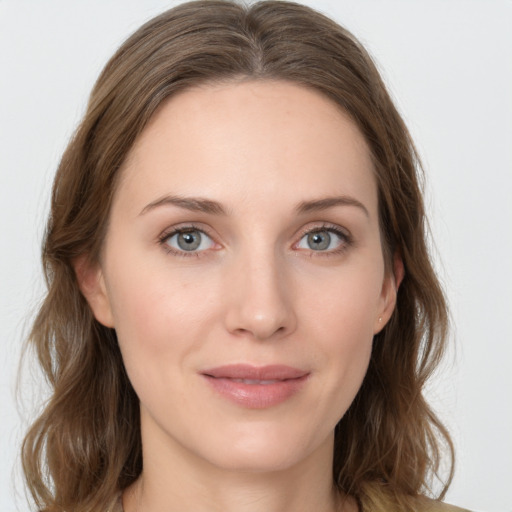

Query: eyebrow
(139, 194), (369, 218)
(295, 196), (369, 217)
(140, 195), (227, 216)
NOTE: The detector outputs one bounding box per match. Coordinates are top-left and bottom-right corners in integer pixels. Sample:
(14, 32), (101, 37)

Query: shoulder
(422, 500), (472, 512)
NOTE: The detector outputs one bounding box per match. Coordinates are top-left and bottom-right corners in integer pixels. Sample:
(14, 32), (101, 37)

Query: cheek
(104, 255), (220, 380)
(311, 295), (374, 387)
(298, 262), (382, 404)
(307, 309), (374, 432)
(300, 259), (384, 342)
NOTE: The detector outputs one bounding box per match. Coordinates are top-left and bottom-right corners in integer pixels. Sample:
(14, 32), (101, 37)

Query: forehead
(116, 80), (377, 217)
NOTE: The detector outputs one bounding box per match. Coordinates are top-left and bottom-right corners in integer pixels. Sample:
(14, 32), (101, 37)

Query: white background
(1, 1), (511, 511)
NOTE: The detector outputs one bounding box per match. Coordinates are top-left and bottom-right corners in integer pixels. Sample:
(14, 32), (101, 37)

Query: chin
(195, 422), (333, 474)
(207, 448), (306, 474)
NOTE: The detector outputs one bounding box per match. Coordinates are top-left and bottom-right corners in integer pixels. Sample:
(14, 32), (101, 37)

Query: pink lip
(201, 364), (310, 409)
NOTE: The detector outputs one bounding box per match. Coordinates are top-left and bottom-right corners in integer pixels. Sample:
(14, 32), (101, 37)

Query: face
(81, 80), (398, 474)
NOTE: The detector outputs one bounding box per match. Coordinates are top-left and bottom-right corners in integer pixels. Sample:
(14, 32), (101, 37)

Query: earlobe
(374, 252), (404, 334)
(73, 255), (115, 328)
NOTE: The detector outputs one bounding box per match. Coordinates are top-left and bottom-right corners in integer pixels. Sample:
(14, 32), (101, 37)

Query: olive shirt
(110, 496), (471, 512)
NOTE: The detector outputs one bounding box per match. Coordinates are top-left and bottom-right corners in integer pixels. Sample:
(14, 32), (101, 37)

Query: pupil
(308, 231), (330, 251)
(178, 231), (201, 251)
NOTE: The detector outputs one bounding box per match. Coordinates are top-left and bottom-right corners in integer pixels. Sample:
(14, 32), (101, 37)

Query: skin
(78, 80), (401, 512)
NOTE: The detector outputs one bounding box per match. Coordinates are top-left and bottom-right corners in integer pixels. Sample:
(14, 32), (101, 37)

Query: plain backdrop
(1, 1), (511, 511)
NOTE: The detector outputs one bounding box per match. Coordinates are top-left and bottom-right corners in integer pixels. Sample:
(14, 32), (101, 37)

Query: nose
(223, 249), (297, 341)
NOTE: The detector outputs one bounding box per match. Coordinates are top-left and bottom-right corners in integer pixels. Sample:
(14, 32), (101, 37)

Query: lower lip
(202, 375), (309, 409)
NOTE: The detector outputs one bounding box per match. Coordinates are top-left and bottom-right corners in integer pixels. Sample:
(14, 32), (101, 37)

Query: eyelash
(158, 223), (353, 258)
(294, 223), (353, 257)
(158, 223), (214, 258)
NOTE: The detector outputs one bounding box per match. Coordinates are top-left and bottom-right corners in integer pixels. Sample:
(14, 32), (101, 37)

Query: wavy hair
(21, 1), (453, 511)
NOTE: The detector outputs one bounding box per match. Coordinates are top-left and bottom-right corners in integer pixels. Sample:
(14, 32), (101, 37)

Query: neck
(125, 468), (347, 512)
(122, 421), (355, 512)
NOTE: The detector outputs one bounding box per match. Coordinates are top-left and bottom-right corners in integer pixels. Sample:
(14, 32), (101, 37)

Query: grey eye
(177, 231), (202, 251)
(307, 231), (331, 251)
(296, 228), (347, 252)
(165, 229), (215, 253)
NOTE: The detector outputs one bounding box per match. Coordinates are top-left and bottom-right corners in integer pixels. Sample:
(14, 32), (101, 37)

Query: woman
(21, 1), (468, 511)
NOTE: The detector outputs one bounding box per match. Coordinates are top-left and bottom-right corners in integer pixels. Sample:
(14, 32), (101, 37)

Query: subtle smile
(201, 364), (310, 409)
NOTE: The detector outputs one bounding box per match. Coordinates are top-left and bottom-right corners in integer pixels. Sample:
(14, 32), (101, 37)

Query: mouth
(200, 364), (310, 409)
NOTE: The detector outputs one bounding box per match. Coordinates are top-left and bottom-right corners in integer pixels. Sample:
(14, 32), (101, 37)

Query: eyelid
(158, 223), (220, 257)
(293, 222), (353, 254)
(157, 221), (353, 257)
(158, 222), (212, 241)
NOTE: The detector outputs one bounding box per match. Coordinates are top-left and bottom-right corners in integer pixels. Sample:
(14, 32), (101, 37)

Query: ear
(73, 255), (115, 328)
(374, 252), (404, 334)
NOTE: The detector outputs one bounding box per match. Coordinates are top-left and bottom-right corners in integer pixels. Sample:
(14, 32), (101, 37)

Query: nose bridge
(224, 241), (296, 340)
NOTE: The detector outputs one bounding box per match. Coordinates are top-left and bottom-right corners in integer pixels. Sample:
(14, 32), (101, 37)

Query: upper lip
(201, 364), (308, 380)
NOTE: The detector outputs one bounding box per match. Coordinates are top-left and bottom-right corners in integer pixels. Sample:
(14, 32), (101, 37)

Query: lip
(200, 364), (310, 409)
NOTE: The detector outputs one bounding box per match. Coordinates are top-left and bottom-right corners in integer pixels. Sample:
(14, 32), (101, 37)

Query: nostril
(223, 269), (297, 340)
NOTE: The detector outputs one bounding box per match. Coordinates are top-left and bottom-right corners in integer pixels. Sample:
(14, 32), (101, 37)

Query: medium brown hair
(21, 1), (453, 511)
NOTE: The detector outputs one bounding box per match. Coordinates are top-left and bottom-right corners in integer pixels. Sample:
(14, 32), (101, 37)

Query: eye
(163, 228), (216, 254)
(296, 227), (349, 252)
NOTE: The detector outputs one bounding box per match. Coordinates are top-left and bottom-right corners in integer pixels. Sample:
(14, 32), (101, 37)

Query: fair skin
(78, 80), (401, 512)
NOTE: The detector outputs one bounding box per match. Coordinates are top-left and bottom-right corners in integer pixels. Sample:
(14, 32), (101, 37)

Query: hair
(21, 1), (454, 511)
